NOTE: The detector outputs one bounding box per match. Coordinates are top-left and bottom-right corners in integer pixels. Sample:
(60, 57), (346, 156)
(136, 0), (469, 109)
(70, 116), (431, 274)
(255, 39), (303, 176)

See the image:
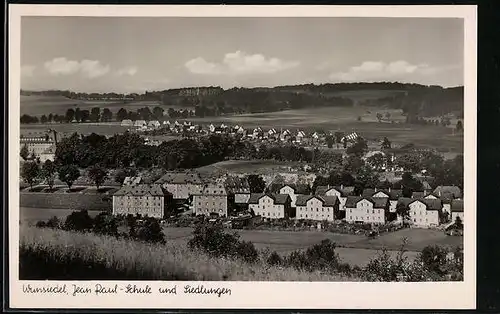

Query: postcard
(8, 4), (477, 309)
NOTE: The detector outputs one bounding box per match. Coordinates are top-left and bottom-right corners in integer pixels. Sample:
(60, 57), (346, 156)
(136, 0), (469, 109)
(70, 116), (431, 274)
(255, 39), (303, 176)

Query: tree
(399, 172), (424, 197)
(456, 120), (463, 133)
(381, 137), (391, 150)
(48, 113), (54, 123)
(376, 113), (383, 122)
(90, 107), (101, 122)
(326, 135), (334, 148)
(40, 115), (48, 124)
(87, 165), (108, 189)
(420, 245), (448, 275)
(356, 166), (380, 188)
(41, 160), (57, 190)
(385, 112), (391, 120)
(64, 209), (94, 232)
(21, 161), (40, 189)
(357, 116), (362, 121)
(454, 216), (463, 229)
(114, 167), (138, 185)
(65, 108), (75, 122)
(366, 153), (386, 172)
(153, 106), (164, 120)
(396, 202), (410, 223)
(116, 108), (128, 121)
(80, 110), (90, 122)
(346, 137), (368, 157)
(334, 131), (344, 144)
(247, 174), (266, 193)
(20, 144), (29, 161)
(395, 153), (421, 173)
(101, 108), (113, 122)
(58, 164), (80, 189)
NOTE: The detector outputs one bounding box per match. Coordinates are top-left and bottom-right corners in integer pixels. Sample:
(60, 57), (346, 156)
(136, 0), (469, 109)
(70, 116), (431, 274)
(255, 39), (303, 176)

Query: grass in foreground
(20, 226), (360, 281)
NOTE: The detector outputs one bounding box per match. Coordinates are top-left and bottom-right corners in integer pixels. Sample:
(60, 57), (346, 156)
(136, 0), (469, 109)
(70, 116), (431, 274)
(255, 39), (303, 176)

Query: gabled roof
(275, 183), (310, 195)
(123, 176), (142, 186)
(411, 191), (425, 199)
(197, 183), (227, 196)
(113, 184), (166, 197)
(155, 172), (203, 184)
(397, 197), (413, 207)
(451, 199), (464, 212)
(362, 188), (376, 198)
(296, 195), (338, 207)
(345, 196), (388, 208)
(315, 185), (354, 197)
(408, 198), (443, 211)
(433, 185), (462, 199)
(248, 193), (290, 205)
(224, 176), (250, 194)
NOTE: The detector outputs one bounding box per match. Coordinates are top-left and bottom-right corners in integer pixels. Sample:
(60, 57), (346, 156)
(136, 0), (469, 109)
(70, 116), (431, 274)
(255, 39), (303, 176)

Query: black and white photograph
(9, 4), (477, 310)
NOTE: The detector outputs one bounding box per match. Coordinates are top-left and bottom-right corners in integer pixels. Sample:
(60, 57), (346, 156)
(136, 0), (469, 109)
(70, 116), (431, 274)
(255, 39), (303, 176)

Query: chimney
(388, 187), (391, 192)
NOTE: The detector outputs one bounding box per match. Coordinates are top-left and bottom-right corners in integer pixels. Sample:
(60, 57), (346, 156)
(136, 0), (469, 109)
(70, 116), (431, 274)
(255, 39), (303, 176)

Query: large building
(155, 172), (203, 200)
(345, 196), (389, 224)
(272, 183), (310, 208)
(20, 136), (55, 162)
(192, 183), (229, 217)
(295, 195), (339, 221)
(408, 199), (443, 228)
(248, 193), (292, 219)
(112, 184), (169, 218)
(315, 185), (356, 211)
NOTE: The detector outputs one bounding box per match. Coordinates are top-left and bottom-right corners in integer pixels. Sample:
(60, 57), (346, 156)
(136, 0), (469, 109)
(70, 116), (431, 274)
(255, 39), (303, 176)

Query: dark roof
(451, 199), (464, 212)
(193, 184), (227, 196)
(433, 186), (462, 199)
(224, 176), (250, 194)
(113, 184), (166, 197)
(295, 195), (338, 207)
(362, 188), (376, 198)
(397, 197), (414, 207)
(409, 199), (443, 211)
(412, 191), (425, 199)
(248, 193), (290, 205)
(315, 185), (354, 197)
(388, 189), (403, 200)
(269, 183), (310, 195)
(155, 172), (203, 184)
(345, 196), (388, 208)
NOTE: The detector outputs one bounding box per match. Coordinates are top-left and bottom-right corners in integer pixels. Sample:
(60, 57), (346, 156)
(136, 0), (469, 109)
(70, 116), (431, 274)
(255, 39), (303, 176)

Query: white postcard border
(8, 4), (477, 309)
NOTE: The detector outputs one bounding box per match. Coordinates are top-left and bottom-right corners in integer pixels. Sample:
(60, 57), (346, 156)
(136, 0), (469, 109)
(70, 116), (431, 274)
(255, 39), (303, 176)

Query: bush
(305, 239), (340, 271)
(46, 216), (62, 229)
(92, 212), (118, 236)
(235, 241), (259, 264)
(135, 218), (165, 244)
(267, 251), (283, 267)
(35, 221), (46, 228)
(64, 210), (94, 232)
(285, 250), (310, 271)
(188, 224), (240, 258)
(419, 245), (448, 275)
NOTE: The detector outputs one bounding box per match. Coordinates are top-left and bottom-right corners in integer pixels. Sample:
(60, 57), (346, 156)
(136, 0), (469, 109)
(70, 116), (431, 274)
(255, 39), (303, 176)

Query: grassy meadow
(20, 225), (359, 281)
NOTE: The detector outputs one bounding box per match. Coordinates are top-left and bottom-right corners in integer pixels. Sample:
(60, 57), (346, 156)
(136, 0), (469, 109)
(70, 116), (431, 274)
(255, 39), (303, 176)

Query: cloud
(116, 66), (138, 76)
(329, 60), (434, 82)
(44, 57), (110, 78)
(185, 51), (299, 75)
(21, 65), (36, 77)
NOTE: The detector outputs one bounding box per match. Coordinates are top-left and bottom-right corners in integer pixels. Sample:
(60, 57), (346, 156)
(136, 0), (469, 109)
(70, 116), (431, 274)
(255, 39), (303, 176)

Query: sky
(20, 17), (464, 93)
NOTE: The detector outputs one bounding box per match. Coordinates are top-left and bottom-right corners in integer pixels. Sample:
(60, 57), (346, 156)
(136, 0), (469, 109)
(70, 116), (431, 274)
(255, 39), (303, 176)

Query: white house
(295, 195), (339, 221)
(345, 196), (389, 224)
(315, 185), (354, 211)
(148, 120), (161, 129)
(121, 119), (133, 127)
(272, 184), (310, 208)
(296, 130), (306, 142)
(134, 120), (147, 127)
(408, 199), (443, 228)
(248, 193), (292, 219)
(112, 184), (168, 218)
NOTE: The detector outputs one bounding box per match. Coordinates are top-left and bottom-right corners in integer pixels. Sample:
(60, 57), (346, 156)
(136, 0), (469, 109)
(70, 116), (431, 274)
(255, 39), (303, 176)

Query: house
(267, 128), (278, 139)
(163, 120), (171, 126)
(123, 176), (142, 186)
(269, 183), (310, 208)
(208, 124), (216, 133)
(20, 136), (55, 161)
(315, 185), (355, 211)
(134, 120), (147, 128)
(192, 183), (228, 217)
(252, 127), (263, 139)
(248, 193), (292, 219)
(121, 119), (133, 127)
(148, 120), (161, 129)
(433, 186), (462, 199)
(451, 199), (464, 225)
(155, 171), (204, 200)
(408, 199), (443, 228)
(112, 184), (169, 218)
(296, 130), (306, 142)
(280, 129), (292, 141)
(295, 195), (339, 221)
(341, 132), (359, 143)
(224, 176), (251, 204)
(345, 196), (389, 224)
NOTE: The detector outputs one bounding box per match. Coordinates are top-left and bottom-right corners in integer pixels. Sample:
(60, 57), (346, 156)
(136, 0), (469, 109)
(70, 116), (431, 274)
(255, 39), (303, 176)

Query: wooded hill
(21, 82), (464, 117)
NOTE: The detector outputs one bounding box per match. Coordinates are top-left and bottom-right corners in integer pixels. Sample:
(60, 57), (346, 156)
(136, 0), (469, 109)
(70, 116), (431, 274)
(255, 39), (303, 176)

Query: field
(20, 95), (194, 116)
(20, 225), (359, 281)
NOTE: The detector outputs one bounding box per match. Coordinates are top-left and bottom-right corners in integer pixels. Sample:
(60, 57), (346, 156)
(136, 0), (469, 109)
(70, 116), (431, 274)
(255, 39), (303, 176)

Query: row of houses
(111, 171), (464, 228)
(20, 136), (56, 162)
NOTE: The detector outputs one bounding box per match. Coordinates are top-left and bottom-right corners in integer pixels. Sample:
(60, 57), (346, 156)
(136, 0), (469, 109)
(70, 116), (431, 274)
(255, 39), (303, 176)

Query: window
(372, 210), (374, 214)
